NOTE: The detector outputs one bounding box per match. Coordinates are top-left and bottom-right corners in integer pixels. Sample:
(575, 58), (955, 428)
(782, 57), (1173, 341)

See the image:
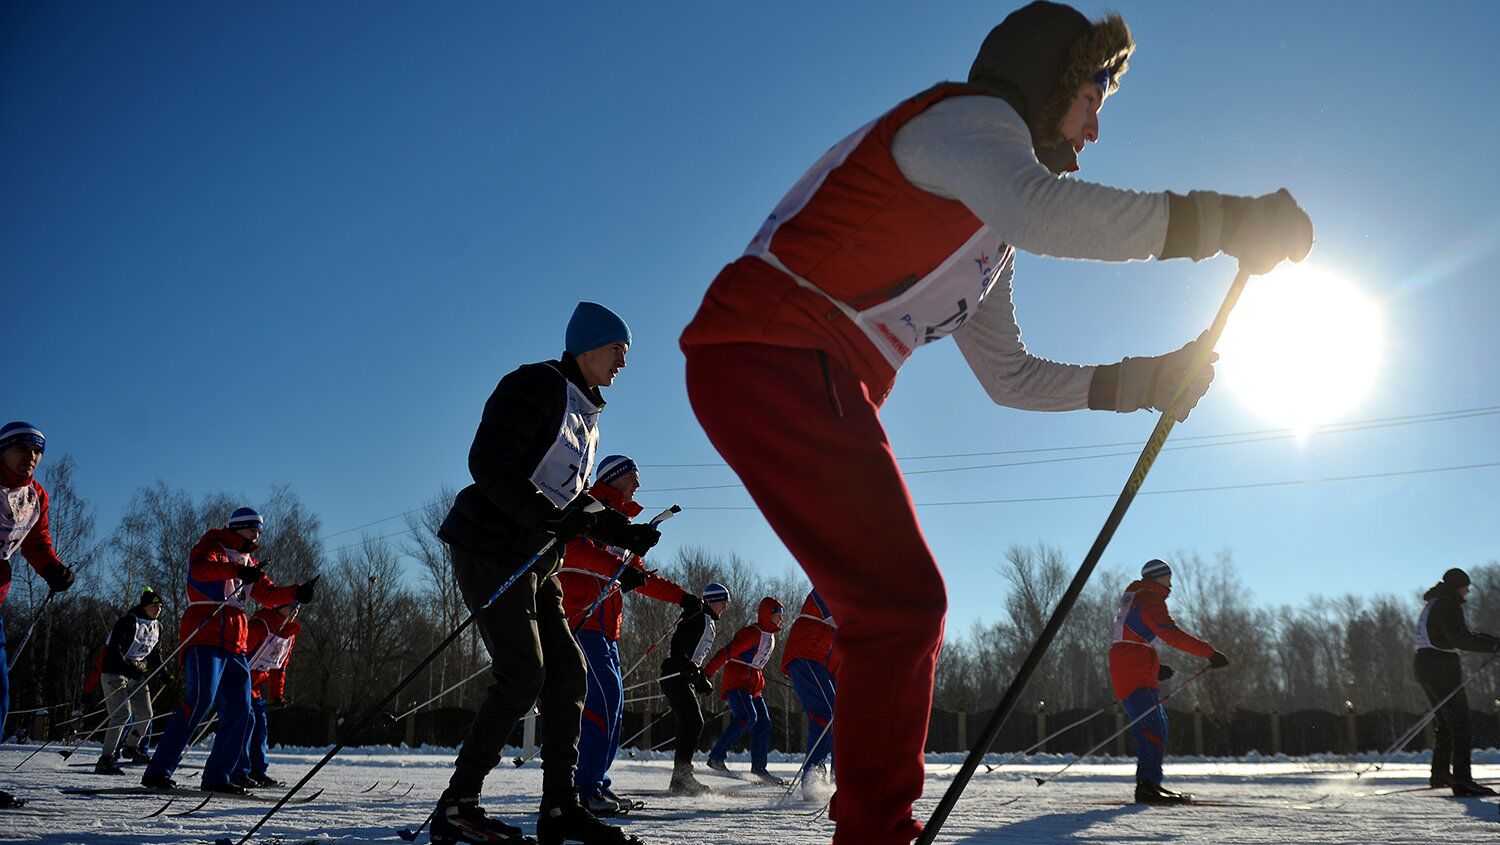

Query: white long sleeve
(891, 95), (1169, 262)
(952, 253), (1095, 411)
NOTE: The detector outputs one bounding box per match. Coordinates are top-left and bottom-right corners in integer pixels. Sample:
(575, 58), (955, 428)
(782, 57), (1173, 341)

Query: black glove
(588, 511), (662, 557)
(542, 496), (605, 543)
(236, 564), (265, 585)
(268, 696), (291, 711)
(1209, 650), (1230, 669)
(1158, 664), (1175, 681)
(1092, 334), (1217, 423)
(1220, 189), (1315, 276)
(295, 575), (319, 604)
(692, 668), (713, 696)
(617, 566), (648, 594)
(678, 593), (704, 615)
(43, 563), (75, 593)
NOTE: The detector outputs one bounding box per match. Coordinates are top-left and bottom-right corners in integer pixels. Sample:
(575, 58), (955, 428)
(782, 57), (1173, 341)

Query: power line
(679, 459), (1500, 510)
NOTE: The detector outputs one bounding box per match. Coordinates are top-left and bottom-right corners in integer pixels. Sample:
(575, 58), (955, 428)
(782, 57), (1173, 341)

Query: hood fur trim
(1034, 12), (1134, 148)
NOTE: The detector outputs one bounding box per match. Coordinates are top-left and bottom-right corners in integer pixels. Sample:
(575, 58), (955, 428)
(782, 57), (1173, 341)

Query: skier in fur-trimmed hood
(679, 2), (1312, 841)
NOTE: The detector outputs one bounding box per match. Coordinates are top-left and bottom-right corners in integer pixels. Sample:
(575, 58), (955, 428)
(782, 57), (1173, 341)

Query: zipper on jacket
(826, 274), (919, 320)
(816, 351), (844, 420)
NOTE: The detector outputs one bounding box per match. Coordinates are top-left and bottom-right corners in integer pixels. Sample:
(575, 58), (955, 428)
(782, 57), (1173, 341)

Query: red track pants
(686, 343), (946, 845)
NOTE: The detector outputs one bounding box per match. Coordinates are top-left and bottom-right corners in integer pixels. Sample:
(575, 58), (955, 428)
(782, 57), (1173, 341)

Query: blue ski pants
(574, 631), (623, 798)
(709, 688), (771, 769)
(1123, 686), (1168, 784)
(234, 694), (270, 780)
(144, 645), (252, 785)
(787, 658), (835, 772)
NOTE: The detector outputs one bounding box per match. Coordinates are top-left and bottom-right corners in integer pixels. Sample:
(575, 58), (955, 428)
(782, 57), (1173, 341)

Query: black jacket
(101, 605), (161, 679)
(440, 354), (605, 559)
(663, 604), (720, 680)
(1417, 584), (1500, 654)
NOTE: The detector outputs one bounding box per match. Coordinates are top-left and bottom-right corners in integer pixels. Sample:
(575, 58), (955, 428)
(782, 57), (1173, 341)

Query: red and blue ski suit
(0, 464), (67, 740)
(144, 527), (298, 785)
(782, 590), (837, 773)
(559, 481), (689, 800)
(705, 597), (783, 768)
(234, 607), (300, 781)
(1108, 579), (1214, 784)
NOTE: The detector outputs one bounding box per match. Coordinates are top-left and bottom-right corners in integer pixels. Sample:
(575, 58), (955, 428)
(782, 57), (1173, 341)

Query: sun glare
(1214, 265), (1384, 432)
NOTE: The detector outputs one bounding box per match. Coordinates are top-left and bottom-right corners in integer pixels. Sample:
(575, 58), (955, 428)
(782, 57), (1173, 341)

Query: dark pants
(1415, 649), (1471, 782)
(659, 671), (704, 767)
(446, 542), (586, 798)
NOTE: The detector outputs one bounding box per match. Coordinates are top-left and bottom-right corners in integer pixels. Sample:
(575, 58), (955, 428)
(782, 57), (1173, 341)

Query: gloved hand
(295, 575), (319, 604)
(268, 696), (291, 711)
(679, 593), (704, 615)
(236, 564), (266, 585)
(542, 496), (605, 543)
(43, 563), (75, 593)
(1221, 189), (1315, 275)
(1209, 650), (1230, 669)
(1164, 189), (1313, 276)
(1158, 664), (1175, 681)
(588, 509), (662, 557)
(1091, 334), (1217, 422)
(617, 566), (648, 594)
(692, 668), (713, 696)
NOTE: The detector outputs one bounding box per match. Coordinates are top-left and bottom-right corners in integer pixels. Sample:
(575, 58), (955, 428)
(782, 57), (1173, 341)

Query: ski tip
(396, 829), (417, 842)
(1033, 778), (1045, 787)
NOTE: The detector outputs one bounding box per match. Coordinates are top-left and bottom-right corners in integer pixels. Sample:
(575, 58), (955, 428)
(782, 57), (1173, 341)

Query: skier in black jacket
(431, 301), (660, 845)
(1414, 567), (1500, 796)
(659, 582), (730, 795)
(94, 588), (165, 774)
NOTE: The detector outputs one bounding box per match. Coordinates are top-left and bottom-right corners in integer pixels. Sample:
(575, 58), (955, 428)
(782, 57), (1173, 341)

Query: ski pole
(391, 663), (493, 723)
(1033, 667), (1211, 788)
(623, 693), (665, 706)
(7, 591), (56, 673)
(234, 524), (596, 845)
(620, 620), (678, 683)
(917, 266), (1250, 844)
(1355, 651), (1500, 778)
(781, 715), (835, 799)
(28, 591), (242, 769)
(625, 672), (679, 694)
(571, 506), (683, 629)
(984, 700), (1120, 773)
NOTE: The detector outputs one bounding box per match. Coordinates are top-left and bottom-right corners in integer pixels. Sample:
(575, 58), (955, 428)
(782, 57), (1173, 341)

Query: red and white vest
(0, 483), (41, 563)
(682, 83), (1008, 399)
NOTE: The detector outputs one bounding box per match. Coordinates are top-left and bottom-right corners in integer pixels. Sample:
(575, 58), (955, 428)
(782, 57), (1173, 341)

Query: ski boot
(704, 756), (735, 777)
(668, 763), (710, 796)
(1429, 772), (1454, 789)
(95, 755), (126, 775)
(121, 745), (152, 765)
(1451, 779), (1498, 797)
(750, 768), (788, 787)
(230, 774), (261, 790)
(248, 772), (285, 788)
(0, 789), (24, 809)
(202, 780), (253, 796)
(140, 772), (178, 791)
(1134, 781), (1191, 804)
(430, 794), (536, 845)
(537, 790), (642, 845)
(581, 792), (622, 817)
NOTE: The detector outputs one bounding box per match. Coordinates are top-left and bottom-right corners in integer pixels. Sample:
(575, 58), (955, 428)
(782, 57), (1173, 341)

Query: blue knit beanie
(702, 582), (731, 604)
(0, 421), (45, 454)
(228, 507), (264, 530)
(1141, 558), (1172, 580)
(596, 455), (638, 487)
(565, 302), (632, 357)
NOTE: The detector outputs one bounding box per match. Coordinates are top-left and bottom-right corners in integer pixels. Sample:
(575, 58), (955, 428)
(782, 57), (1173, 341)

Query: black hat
(1443, 568), (1471, 589)
(140, 587), (164, 606)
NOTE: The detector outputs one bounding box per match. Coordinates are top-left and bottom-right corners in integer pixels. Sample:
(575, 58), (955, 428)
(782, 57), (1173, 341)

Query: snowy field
(1, 742), (1497, 844)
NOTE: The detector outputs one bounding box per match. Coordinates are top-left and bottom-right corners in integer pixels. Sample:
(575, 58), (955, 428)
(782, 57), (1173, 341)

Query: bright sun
(1214, 265), (1384, 431)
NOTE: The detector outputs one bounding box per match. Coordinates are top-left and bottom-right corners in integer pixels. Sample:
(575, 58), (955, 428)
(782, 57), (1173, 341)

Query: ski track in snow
(1, 743), (1496, 844)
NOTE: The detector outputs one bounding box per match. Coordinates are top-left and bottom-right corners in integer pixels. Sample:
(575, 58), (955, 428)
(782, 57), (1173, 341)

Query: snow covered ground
(1, 742), (1496, 844)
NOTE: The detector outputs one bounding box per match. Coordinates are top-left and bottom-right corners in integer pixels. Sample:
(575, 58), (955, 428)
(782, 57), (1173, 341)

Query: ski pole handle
(647, 504), (682, 527)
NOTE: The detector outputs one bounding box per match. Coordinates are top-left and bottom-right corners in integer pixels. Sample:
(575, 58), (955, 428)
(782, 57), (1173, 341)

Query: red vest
(681, 83), (1009, 401)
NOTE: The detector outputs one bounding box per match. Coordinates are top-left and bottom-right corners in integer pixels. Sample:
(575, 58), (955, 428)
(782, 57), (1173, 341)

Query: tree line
(6, 459), (1494, 747)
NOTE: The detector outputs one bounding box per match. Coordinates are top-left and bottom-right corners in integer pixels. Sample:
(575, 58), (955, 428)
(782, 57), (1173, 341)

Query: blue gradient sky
(7, 2), (1500, 631)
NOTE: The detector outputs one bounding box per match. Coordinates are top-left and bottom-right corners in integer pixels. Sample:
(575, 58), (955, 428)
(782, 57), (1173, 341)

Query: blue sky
(7, 2), (1500, 632)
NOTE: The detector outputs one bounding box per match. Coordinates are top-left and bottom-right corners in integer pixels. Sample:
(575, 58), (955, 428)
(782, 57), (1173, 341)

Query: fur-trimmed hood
(967, 1), (1134, 174)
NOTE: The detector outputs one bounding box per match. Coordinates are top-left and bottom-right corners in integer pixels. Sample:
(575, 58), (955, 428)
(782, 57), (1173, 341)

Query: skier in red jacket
(703, 597), (784, 783)
(1108, 558), (1226, 803)
(557, 455), (697, 815)
(232, 602), (302, 788)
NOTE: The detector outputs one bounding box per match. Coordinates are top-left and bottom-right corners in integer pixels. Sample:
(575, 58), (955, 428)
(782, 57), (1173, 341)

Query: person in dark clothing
(94, 587), (165, 774)
(658, 582), (730, 795)
(430, 301), (661, 845)
(1414, 567), (1500, 796)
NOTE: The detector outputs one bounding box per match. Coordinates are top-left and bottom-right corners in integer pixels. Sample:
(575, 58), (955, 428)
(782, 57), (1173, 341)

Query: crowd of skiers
(7, 1), (1498, 843)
